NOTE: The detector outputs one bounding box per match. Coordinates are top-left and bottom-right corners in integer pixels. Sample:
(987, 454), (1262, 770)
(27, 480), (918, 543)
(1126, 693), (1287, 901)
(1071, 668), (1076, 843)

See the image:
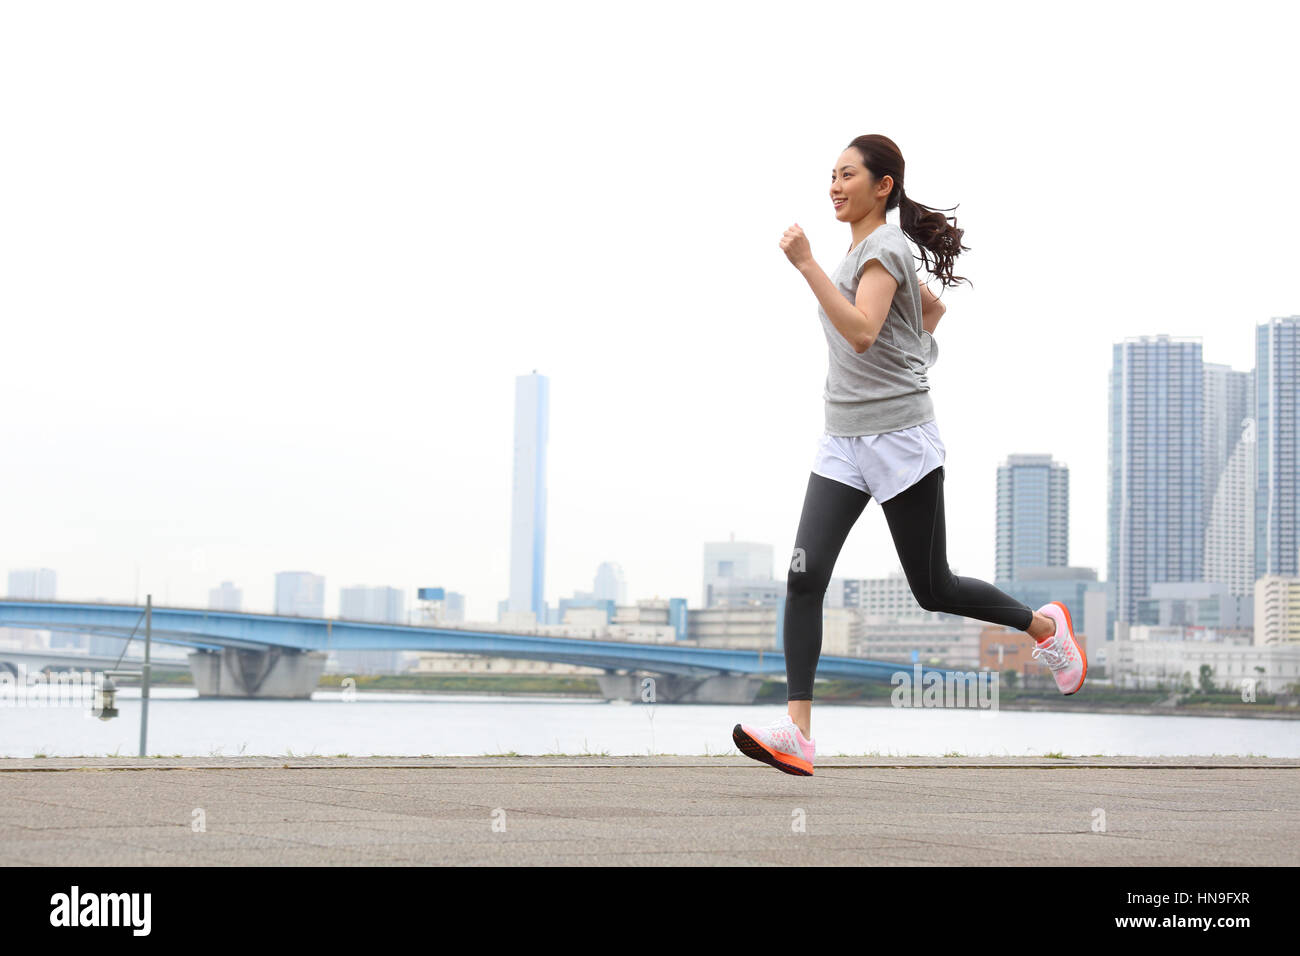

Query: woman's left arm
(918, 275), (945, 333)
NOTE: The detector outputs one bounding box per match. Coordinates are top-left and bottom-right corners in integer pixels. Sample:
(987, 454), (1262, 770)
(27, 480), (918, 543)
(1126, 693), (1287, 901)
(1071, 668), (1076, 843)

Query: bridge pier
(596, 672), (765, 705)
(187, 649), (328, 699)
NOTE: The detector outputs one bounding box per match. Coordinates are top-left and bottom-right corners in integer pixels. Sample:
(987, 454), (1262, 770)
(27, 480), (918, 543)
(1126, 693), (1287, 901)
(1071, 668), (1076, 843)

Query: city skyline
(3, 307), (1273, 628)
(0, 312), (1286, 655)
(1, 5), (1291, 624)
(0, 323), (1274, 623)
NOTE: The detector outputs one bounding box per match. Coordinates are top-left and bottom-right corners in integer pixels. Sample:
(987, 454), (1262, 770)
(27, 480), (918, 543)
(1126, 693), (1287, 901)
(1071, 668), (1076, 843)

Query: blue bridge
(0, 599), (961, 704)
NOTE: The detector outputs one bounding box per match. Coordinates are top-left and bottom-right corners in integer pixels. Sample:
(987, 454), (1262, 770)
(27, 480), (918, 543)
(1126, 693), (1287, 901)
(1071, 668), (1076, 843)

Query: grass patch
(317, 673), (602, 695)
(1176, 693), (1279, 707)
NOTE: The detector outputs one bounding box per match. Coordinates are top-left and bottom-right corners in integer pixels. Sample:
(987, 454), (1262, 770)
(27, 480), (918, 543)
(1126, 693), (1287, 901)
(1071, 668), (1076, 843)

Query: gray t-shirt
(817, 222), (939, 436)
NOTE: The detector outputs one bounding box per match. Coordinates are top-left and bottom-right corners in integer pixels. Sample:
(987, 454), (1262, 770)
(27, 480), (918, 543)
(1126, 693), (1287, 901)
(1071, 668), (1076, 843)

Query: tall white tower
(508, 371), (549, 622)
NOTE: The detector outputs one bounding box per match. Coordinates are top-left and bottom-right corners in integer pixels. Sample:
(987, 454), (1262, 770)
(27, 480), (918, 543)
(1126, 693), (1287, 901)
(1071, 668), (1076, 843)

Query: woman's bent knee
(787, 567), (831, 598)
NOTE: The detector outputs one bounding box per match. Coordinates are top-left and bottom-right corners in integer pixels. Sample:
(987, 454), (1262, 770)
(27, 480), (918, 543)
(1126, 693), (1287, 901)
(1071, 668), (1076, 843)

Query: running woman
(732, 134), (1086, 777)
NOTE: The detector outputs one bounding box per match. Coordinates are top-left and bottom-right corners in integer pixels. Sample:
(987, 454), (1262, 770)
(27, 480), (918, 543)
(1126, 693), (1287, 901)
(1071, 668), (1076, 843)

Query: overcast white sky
(2, 1), (1295, 623)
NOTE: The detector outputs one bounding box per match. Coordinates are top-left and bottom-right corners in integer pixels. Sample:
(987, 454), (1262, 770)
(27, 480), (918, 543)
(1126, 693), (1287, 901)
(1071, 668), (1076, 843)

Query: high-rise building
(1203, 363), (1255, 527)
(208, 580), (242, 612)
(593, 562), (627, 605)
(1203, 363), (1257, 597)
(339, 585), (404, 624)
(7, 568), (56, 599)
(1256, 317), (1299, 579)
(508, 371), (549, 621)
(336, 585), (405, 673)
(5, 568), (57, 650)
(995, 454), (1069, 584)
(442, 591), (466, 624)
(703, 537), (774, 608)
(1108, 336), (1205, 624)
(275, 571), (325, 617)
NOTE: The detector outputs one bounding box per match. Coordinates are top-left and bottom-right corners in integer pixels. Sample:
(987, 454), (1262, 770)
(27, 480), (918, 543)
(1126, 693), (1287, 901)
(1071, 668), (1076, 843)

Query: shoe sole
(1051, 600), (1087, 695)
(732, 724), (813, 776)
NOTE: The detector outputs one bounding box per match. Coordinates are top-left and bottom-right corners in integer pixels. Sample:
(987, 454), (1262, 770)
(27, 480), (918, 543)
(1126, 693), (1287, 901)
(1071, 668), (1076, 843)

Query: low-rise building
(1094, 638), (1300, 693)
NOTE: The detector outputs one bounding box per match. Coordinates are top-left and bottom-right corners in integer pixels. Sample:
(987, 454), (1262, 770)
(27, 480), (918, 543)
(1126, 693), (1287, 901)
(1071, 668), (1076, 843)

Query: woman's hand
(779, 223), (814, 271)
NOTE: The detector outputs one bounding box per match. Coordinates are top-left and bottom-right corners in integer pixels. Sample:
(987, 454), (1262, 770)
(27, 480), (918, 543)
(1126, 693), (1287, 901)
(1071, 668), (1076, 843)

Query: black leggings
(784, 465), (1034, 701)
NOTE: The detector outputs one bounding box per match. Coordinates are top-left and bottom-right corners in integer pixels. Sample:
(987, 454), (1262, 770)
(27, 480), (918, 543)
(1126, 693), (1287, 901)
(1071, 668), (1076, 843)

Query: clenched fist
(780, 223), (813, 271)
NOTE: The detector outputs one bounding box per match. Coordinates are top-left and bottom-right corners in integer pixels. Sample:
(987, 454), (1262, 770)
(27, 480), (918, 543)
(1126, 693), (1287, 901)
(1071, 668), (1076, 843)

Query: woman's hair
(845, 134), (971, 293)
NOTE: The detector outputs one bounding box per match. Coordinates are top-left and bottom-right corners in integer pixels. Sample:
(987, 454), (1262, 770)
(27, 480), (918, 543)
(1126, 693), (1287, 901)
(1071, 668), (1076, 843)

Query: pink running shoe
(1033, 601), (1087, 695)
(733, 714), (815, 776)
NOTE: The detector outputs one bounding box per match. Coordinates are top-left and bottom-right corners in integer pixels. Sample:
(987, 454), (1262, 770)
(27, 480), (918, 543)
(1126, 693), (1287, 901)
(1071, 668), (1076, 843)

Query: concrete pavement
(1, 756), (1297, 865)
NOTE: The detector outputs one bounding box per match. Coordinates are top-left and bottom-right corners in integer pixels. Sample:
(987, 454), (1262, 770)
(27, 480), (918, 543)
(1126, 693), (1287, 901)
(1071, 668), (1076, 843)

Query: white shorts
(810, 419), (946, 503)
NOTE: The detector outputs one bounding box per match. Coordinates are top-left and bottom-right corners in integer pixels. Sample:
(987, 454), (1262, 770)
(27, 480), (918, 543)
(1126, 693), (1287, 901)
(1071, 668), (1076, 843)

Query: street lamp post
(90, 593), (153, 757)
(139, 594), (152, 757)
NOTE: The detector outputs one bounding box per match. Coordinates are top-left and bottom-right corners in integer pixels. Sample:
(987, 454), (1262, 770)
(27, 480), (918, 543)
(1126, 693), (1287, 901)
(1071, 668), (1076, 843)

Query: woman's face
(830, 148), (891, 222)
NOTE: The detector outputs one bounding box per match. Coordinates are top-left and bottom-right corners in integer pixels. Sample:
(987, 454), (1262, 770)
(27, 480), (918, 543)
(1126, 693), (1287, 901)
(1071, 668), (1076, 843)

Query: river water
(1, 687), (1296, 757)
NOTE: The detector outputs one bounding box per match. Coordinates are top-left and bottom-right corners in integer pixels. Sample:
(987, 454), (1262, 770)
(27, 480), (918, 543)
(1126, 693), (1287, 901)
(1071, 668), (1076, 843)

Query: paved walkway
(1, 756), (1297, 865)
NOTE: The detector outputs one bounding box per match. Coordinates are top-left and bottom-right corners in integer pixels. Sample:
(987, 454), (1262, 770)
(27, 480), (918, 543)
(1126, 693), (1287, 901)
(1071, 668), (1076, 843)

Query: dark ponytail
(846, 134), (971, 293)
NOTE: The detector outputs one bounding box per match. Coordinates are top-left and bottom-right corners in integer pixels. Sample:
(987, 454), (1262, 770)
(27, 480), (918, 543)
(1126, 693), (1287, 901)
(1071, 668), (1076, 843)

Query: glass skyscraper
(995, 453), (1069, 584)
(1203, 362), (1256, 597)
(1108, 335), (1204, 624)
(336, 585), (405, 673)
(275, 571), (325, 617)
(1256, 317), (1299, 578)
